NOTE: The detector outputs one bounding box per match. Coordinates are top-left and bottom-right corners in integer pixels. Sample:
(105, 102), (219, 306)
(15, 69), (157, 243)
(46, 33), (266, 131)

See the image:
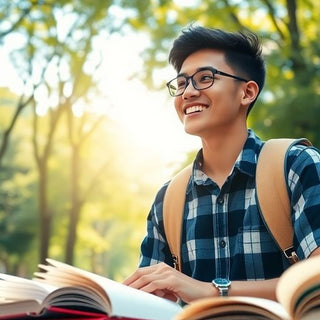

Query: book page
(42, 286), (109, 313)
(295, 291), (320, 320)
(0, 299), (42, 316)
(0, 273), (56, 302)
(35, 261), (112, 312)
(81, 271), (182, 320)
(37, 259), (182, 320)
(0, 274), (59, 316)
(277, 255), (320, 318)
(300, 308), (320, 320)
(175, 296), (290, 320)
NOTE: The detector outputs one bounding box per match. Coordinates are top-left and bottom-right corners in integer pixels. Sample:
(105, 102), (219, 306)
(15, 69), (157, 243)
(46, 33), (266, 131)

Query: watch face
(214, 278), (231, 286)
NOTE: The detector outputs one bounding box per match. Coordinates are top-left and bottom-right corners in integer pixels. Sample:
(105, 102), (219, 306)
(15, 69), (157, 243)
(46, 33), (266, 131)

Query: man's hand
(123, 262), (216, 303)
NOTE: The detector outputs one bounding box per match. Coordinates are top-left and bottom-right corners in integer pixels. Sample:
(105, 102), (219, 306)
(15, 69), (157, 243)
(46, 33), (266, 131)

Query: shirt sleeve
(286, 145), (320, 259)
(138, 183), (174, 267)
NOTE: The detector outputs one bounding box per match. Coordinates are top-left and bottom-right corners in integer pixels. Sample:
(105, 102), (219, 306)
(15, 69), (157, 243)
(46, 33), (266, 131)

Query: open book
(0, 258), (182, 320)
(1, 255), (320, 320)
(175, 254), (320, 320)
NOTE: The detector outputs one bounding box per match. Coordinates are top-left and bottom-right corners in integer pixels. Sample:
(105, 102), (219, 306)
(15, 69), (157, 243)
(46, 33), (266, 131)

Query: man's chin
(183, 125), (202, 137)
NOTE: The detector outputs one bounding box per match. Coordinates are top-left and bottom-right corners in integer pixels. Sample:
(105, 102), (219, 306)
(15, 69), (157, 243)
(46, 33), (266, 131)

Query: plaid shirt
(139, 130), (320, 281)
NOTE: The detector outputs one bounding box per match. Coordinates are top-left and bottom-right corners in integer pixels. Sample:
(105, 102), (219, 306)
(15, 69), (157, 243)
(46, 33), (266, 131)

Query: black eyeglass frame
(166, 66), (250, 97)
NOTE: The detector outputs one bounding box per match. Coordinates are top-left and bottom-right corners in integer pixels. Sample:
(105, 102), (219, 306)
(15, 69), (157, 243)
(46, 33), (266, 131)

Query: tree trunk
(39, 160), (51, 264)
(65, 145), (81, 264)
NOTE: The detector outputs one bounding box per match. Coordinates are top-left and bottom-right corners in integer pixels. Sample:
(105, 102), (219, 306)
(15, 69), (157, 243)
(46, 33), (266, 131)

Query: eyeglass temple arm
(216, 70), (249, 82)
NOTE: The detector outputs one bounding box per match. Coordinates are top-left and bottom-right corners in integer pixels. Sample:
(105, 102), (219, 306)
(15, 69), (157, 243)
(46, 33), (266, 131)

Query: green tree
(0, 0), (135, 265)
(0, 105), (38, 274)
(123, 0), (320, 144)
(1, 0), (318, 276)
(1, 0), (166, 273)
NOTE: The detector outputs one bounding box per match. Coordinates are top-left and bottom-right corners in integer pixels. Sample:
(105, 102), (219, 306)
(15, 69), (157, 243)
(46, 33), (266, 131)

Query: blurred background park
(0, 0), (319, 280)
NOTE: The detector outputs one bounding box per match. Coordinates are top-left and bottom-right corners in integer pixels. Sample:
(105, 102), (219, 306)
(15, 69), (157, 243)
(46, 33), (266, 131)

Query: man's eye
(177, 80), (187, 88)
(199, 74), (214, 82)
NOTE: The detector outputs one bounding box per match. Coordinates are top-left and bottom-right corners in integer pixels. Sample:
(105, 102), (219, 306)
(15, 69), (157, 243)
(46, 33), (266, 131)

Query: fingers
(154, 289), (178, 302)
(122, 263), (179, 301)
(123, 263), (171, 284)
(123, 263), (173, 289)
(122, 269), (141, 286)
(123, 264), (158, 286)
(123, 262), (212, 303)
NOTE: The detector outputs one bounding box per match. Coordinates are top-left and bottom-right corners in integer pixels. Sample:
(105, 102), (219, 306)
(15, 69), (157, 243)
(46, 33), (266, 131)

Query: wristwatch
(212, 278), (231, 296)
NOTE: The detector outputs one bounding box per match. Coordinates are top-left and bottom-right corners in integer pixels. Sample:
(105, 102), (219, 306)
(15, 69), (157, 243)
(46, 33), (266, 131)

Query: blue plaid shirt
(139, 130), (320, 281)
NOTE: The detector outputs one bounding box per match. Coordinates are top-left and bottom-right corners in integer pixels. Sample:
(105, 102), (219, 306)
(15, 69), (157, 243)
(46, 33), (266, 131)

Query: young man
(123, 26), (320, 303)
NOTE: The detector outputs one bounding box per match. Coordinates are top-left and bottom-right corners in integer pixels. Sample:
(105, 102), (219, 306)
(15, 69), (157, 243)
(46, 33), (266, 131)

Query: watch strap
(212, 278), (231, 297)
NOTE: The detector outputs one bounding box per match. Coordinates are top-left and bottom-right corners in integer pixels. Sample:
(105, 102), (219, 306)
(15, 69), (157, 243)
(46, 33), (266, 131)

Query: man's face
(173, 49), (249, 139)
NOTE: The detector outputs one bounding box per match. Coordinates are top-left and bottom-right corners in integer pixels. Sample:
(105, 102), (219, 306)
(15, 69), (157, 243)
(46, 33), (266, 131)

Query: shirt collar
(189, 129), (263, 189)
(234, 129), (264, 176)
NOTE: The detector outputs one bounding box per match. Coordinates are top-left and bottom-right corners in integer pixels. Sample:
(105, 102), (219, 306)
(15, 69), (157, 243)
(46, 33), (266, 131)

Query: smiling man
(123, 25), (320, 304)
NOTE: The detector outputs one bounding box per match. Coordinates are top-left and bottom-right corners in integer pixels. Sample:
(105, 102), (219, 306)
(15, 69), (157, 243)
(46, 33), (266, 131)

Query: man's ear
(241, 81), (259, 106)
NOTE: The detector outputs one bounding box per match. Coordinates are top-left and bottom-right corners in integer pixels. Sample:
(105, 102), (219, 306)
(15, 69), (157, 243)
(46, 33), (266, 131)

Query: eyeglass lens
(168, 69), (215, 96)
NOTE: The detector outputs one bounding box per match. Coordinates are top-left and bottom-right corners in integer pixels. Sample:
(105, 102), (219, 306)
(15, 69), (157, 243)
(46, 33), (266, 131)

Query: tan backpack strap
(163, 164), (192, 271)
(256, 138), (312, 264)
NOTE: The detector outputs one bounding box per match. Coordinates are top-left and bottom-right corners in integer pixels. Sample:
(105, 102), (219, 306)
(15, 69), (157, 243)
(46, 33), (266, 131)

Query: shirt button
(219, 240), (226, 248)
(217, 197), (224, 204)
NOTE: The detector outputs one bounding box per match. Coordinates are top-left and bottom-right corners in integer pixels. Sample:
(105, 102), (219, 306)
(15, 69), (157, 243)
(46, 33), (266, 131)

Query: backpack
(163, 138), (312, 272)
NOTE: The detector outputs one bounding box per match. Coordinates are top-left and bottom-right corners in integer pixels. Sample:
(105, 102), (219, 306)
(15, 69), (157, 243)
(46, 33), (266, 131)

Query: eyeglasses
(166, 66), (249, 97)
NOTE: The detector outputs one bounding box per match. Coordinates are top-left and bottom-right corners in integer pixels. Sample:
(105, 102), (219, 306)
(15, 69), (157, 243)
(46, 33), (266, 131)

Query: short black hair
(168, 25), (266, 113)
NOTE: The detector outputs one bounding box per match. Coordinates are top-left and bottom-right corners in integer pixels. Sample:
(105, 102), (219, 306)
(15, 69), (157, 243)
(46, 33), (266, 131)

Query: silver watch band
(212, 278), (231, 297)
(219, 286), (229, 296)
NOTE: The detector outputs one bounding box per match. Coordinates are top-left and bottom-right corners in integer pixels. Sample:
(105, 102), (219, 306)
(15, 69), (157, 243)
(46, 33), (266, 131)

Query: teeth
(185, 105), (205, 114)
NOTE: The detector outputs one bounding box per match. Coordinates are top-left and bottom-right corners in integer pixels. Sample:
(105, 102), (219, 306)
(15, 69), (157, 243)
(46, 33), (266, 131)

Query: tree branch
(286, 0), (300, 50)
(0, 94), (33, 167)
(261, 0), (286, 41)
(0, 6), (32, 39)
(220, 0), (249, 31)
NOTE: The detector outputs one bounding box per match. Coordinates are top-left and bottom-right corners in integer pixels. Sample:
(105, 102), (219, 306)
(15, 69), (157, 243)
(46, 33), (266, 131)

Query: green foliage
(0, 119), (38, 275)
(0, 0), (319, 277)
(126, 0), (320, 146)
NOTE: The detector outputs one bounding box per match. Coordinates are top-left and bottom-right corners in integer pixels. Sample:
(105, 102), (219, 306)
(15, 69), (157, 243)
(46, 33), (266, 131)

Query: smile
(185, 105), (206, 115)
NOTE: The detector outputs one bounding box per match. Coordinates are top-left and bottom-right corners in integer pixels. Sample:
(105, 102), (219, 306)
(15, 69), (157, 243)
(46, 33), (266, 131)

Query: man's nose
(182, 79), (199, 98)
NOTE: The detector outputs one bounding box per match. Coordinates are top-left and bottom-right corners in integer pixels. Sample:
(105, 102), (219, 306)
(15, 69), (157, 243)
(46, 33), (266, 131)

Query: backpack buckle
(172, 254), (180, 271)
(284, 246), (299, 264)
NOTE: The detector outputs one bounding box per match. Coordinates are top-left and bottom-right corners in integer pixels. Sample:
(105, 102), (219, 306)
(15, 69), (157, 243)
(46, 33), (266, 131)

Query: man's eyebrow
(176, 71), (188, 77)
(177, 66), (213, 77)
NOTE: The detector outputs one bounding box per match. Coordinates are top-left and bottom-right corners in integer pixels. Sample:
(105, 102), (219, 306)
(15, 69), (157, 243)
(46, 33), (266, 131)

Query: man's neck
(200, 128), (248, 188)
